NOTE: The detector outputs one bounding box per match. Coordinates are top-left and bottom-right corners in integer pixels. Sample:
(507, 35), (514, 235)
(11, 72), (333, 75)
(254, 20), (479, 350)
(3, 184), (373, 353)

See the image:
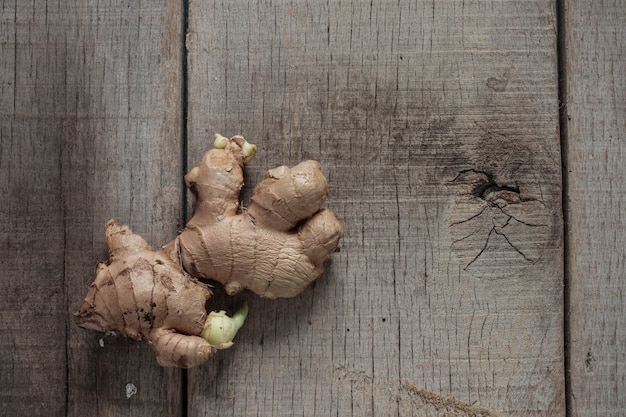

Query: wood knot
(448, 169), (551, 278)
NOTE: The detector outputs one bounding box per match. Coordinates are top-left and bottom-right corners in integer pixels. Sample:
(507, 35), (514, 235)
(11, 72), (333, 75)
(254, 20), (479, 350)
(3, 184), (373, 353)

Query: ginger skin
(74, 220), (215, 368)
(175, 135), (343, 298)
(75, 135), (343, 368)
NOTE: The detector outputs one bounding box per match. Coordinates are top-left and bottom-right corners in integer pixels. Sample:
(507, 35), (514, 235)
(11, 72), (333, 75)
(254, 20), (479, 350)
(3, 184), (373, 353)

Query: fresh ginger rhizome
(75, 135), (343, 368)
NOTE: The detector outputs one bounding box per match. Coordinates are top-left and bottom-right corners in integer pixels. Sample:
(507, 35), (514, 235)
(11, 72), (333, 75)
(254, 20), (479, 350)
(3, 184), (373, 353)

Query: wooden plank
(0, 2), (66, 415)
(59, 0), (184, 415)
(562, 1), (626, 416)
(186, 1), (564, 416)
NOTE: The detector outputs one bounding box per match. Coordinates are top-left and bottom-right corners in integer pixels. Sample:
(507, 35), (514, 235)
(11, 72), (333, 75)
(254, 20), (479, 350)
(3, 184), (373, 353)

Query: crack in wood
(463, 227), (495, 271)
(493, 227), (533, 263)
(450, 206), (488, 226)
(450, 168), (551, 277)
(451, 168), (545, 207)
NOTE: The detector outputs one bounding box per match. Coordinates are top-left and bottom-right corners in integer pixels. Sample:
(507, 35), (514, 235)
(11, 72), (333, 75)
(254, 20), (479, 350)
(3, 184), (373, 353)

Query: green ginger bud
(213, 133), (229, 149)
(201, 302), (249, 349)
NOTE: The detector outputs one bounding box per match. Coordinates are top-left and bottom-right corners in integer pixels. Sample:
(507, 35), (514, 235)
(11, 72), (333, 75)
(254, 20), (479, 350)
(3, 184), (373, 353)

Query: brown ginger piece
(175, 135), (343, 298)
(75, 135), (343, 368)
(74, 220), (215, 367)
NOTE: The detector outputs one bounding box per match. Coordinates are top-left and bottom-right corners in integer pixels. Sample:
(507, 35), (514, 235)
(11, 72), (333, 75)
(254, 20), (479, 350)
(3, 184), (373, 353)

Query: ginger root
(75, 135), (343, 368)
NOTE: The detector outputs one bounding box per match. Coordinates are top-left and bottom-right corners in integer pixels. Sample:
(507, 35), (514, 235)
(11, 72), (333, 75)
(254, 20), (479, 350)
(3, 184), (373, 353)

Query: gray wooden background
(0, 0), (623, 416)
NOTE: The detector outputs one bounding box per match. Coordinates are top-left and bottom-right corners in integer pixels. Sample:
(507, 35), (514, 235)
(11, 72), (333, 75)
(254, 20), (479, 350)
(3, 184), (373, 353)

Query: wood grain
(0, 3), (66, 415)
(186, 1), (564, 415)
(563, 1), (626, 416)
(0, 0), (185, 415)
(64, 1), (186, 414)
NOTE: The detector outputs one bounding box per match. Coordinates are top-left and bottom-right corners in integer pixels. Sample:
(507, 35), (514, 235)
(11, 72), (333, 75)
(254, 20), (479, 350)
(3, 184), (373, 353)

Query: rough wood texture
(1, 3), (66, 415)
(1, 0), (185, 416)
(15, 0), (626, 415)
(64, 1), (186, 415)
(186, 1), (563, 415)
(563, 1), (626, 416)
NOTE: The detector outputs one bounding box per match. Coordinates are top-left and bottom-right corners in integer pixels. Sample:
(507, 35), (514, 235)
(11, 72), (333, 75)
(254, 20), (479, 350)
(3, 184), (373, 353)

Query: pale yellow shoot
(201, 302), (249, 349)
(214, 133), (229, 149)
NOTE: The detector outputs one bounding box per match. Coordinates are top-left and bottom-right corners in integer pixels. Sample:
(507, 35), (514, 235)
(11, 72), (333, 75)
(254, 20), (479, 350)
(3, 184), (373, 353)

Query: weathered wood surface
(186, 1), (563, 416)
(1, 2), (67, 415)
(3, 0), (623, 416)
(1, 0), (185, 416)
(563, 1), (626, 416)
